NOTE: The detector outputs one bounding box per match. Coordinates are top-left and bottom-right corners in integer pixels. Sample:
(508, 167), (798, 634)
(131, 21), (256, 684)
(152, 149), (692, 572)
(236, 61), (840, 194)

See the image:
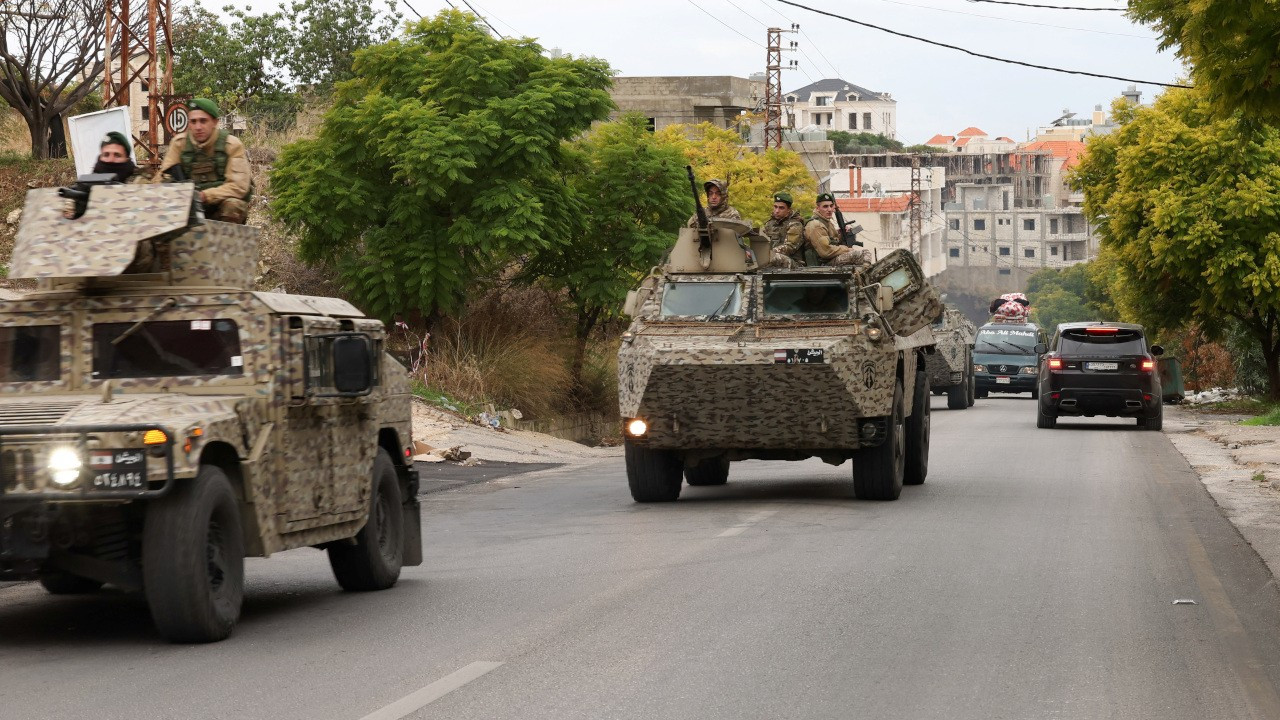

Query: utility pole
(909, 154), (922, 258)
(764, 25), (798, 150)
(103, 0), (176, 168)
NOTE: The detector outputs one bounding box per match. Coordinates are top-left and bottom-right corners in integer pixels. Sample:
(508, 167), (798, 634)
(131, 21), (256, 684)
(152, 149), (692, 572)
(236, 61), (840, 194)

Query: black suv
(1035, 322), (1164, 430)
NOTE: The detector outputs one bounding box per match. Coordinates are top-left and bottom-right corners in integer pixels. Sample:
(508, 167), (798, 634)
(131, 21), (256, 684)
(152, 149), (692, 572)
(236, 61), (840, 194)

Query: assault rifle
(832, 202), (864, 247)
(686, 165), (710, 251)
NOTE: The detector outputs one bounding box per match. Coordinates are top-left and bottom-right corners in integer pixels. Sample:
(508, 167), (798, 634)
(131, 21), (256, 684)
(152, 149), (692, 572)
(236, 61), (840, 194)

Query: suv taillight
(1047, 356), (1063, 371)
(1141, 358), (1155, 371)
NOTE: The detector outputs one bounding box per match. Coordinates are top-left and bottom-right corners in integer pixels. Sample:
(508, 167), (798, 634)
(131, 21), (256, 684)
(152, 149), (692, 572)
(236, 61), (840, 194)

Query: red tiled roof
(838, 196), (912, 213)
(954, 137), (972, 147)
(925, 134), (954, 145)
(996, 136), (1014, 142)
(957, 126), (986, 137)
(1023, 139), (1087, 169)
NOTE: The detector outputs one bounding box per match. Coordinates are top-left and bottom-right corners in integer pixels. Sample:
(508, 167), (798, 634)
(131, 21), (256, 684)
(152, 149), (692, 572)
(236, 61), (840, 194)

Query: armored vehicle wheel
(905, 370), (930, 486)
(685, 456), (729, 486)
(947, 382), (966, 410)
(39, 571), (103, 595)
(329, 449), (404, 592)
(625, 439), (683, 502)
(143, 465), (244, 643)
(1037, 406), (1057, 429)
(853, 380), (905, 501)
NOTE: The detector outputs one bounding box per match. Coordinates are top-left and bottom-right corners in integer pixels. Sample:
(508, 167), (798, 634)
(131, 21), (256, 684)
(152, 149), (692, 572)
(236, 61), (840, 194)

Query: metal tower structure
(764, 25), (797, 150)
(103, 0), (176, 167)
(909, 154), (922, 257)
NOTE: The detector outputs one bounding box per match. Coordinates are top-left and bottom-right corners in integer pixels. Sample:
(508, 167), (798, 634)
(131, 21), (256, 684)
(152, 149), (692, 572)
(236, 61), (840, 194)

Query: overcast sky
(251, 0), (1186, 143)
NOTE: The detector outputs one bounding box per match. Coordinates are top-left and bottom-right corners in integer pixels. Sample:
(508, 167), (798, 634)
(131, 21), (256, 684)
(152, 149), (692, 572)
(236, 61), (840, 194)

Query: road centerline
(717, 507), (781, 537)
(357, 661), (504, 720)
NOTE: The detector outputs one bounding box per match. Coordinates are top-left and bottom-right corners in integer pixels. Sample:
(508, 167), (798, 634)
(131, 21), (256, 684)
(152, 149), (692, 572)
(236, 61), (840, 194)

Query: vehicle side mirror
(332, 335), (374, 394)
(623, 290), (638, 317)
(1150, 344), (1164, 356)
(876, 285), (894, 313)
(1033, 343), (1047, 354)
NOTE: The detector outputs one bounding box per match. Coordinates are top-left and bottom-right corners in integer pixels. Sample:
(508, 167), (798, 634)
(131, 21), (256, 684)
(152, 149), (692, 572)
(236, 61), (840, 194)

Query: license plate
(88, 449), (146, 490)
(1086, 362), (1119, 371)
(995, 377), (1011, 384)
(774, 348), (825, 364)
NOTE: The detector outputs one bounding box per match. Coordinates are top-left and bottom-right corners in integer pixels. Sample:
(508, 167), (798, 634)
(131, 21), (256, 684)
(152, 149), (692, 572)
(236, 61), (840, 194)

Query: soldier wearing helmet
(686, 178), (741, 227)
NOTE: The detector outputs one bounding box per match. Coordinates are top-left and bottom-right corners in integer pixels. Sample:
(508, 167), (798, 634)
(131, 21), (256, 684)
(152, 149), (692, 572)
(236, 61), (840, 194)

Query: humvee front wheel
(625, 439), (683, 502)
(853, 380), (905, 501)
(328, 448), (404, 592)
(143, 465), (245, 643)
(685, 456), (729, 486)
(39, 571), (103, 595)
(905, 369), (930, 486)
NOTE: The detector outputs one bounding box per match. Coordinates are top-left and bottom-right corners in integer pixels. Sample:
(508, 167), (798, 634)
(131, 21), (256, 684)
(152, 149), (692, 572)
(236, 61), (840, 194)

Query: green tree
(1075, 86), (1280, 398)
(271, 10), (613, 326)
(654, 122), (814, 224)
(172, 3), (295, 122)
(1025, 263), (1113, 332)
(1129, 0), (1280, 121)
(523, 114), (688, 390)
(283, 0), (401, 89)
(827, 131), (905, 154)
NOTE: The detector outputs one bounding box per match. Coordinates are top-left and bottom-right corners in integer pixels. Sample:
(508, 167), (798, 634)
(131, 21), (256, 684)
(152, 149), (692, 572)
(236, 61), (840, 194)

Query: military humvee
(617, 219), (942, 502)
(0, 183), (421, 643)
(925, 305), (976, 410)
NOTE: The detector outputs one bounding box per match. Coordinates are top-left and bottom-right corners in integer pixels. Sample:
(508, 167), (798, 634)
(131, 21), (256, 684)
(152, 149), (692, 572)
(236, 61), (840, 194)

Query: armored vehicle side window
(92, 320), (243, 379)
(763, 279), (849, 316)
(660, 282), (741, 318)
(0, 325), (60, 382)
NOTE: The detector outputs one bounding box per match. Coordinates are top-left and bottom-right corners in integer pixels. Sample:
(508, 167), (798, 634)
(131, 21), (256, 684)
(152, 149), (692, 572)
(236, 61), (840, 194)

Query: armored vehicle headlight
(142, 429), (168, 446)
(865, 326), (883, 342)
(621, 331), (635, 344)
(48, 447), (82, 486)
(626, 418), (648, 437)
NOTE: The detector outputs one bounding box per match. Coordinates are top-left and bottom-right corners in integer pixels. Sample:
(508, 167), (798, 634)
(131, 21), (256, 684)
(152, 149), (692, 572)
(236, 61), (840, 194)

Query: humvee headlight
(621, 331), (635, 344)
(142, 429), (168, 446)
(47, 447), (82, 486)
(865, 326), (883, 342)
(626, 418), (648, 437)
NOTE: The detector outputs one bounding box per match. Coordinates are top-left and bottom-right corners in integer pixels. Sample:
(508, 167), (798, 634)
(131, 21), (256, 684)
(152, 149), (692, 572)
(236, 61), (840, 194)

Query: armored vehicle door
(281, 315), (339, 526)
(863, 249), (942, 337)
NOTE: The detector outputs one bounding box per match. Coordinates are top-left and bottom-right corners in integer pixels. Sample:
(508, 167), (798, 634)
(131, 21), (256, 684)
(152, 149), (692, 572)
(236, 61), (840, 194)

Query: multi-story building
(923, 127), (1017, 154)
(608, 76), (764, 132)
(826, 165), (948, 278)
(783, 78), (897, 138)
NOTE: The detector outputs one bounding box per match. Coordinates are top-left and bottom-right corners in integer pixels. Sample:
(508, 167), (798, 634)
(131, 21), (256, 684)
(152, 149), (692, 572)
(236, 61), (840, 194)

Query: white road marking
(358, 661), (504, 720)
(717, 508), (780, 537)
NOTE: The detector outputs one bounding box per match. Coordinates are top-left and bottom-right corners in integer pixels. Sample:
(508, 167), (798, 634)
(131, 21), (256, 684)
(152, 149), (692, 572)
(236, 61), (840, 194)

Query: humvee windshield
(0, 325), (59, 381)
(660, 282), (741, 318)
(763, 279), (849, 316)
(92, 319), (244, 379)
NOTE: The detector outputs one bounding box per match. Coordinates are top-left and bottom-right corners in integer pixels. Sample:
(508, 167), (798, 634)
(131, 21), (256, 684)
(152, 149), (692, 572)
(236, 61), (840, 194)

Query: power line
(401, 0), (422, 18)
(773, 0), (1190, 88)
(747, 0), (841, 79)
(465, 0), (519, 36)
(686, 0), (766, 48)
(873, 0), (1150, 38)
(966, 0), (1125, 10)
(458, 0), (504, 38)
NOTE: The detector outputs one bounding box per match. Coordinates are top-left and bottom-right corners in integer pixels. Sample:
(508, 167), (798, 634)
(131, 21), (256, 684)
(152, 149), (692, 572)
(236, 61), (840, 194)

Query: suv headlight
(1020, 366), (1038, 375)
(973, 364), (984, 373)
(47, 447), (82, 486)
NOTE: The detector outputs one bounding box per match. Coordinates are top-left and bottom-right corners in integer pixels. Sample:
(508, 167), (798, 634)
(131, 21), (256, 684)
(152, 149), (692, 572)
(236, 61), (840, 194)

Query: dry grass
(425, 288), (575, 420)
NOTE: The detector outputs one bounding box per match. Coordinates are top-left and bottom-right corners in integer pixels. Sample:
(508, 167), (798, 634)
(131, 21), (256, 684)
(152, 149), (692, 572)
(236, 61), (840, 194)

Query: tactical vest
(181, 130), (252, 200)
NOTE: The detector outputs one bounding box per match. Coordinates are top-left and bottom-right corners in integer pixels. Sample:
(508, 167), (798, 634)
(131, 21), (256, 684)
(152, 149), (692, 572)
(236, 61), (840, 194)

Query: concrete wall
(610, 76), (764, 131)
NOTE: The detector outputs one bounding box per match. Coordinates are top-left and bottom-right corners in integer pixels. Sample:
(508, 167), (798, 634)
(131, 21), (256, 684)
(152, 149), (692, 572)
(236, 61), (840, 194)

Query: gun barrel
(686, 165), (708, 231)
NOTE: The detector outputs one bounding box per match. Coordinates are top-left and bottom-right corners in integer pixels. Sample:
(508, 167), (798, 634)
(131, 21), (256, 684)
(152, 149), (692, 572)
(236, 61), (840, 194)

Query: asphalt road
(4, 395), (1280, 719)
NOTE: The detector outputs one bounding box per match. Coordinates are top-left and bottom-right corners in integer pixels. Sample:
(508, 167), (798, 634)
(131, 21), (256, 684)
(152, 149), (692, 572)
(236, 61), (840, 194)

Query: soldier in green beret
(154, 97), (252, 224)
(804, 192), (869, 267)
(761, 190), (806, 268)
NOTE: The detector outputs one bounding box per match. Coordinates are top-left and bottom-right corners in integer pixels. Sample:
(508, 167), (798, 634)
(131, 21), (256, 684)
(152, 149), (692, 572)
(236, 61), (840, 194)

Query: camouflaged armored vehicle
(925, 305), (976, 410)
(0, 182), (421, 643)
(618, 218), (942, 502)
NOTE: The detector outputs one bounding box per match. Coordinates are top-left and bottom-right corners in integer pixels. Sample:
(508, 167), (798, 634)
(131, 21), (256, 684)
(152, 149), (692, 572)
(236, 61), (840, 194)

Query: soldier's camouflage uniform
(803, 215), (870, 267)
(686, 179), (742, 228)
(154, 130), (252, 224)
(761, 209), (806, 268)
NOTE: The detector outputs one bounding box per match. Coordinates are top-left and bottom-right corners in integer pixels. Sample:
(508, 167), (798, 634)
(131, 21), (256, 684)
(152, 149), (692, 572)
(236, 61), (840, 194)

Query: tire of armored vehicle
(0, 183), (423, 643)
(618, 223), (941, 502)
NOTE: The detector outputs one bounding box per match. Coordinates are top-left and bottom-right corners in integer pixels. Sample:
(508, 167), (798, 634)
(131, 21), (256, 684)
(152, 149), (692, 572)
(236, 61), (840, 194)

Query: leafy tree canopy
(1075, 86), (1280, 398)
(1129, 0), (1280, 121)
(654, 122), (815, 225)
(828, 131), (904, 154)
(271, 10), (614, 322)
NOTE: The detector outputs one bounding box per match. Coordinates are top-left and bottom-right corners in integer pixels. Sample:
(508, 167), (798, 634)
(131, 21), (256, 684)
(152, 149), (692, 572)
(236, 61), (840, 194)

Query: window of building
(949, 247), (960, 258)
(1023, 218), (1035, 231)
(1050, 218), (1059, 234)
(998, 268), (1011, 276)
(645, 117), (656, 132)
(863, 112), (872, 129)
(141, 107), (149, 120)
(786, 95), (797, 104)
(948, 219), (959, 231)
(1024, 247), (1035, 258)
(999, 246), (1011, 256)
(849, 114), (857, 130)
(974, 219), (986, 231)
(1051, 246), (1059, 256)
(1002, 192), (1010, 211)
(816, 95), (830, 107)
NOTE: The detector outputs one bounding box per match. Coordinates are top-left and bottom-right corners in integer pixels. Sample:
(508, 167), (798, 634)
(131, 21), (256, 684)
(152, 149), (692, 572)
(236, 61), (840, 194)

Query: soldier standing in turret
(804, 192), (869, 267)
(154, 98), (252, 224)
(686, 179), (741, 227)
(761, 191), (806, 267)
